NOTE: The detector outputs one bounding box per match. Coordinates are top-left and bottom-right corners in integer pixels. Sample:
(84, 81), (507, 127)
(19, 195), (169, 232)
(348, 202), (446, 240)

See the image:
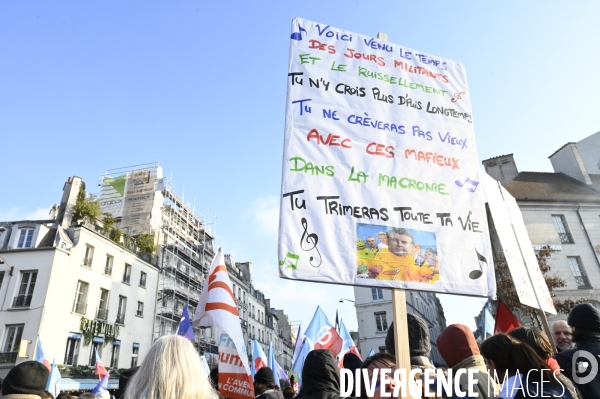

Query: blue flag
(45, 360), (61, 397)
(268, 341), (280, 387)
(367, 348), (375, 358)
(92, 373), (109, 394)
(291, 325), (303, 367)
(291, 337), (314, 387)
(177, 301), (195, 340)
(251, 338), (268, 379)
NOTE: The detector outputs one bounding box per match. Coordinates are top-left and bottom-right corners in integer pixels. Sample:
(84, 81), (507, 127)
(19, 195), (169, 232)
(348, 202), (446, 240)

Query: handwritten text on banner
(279, 18), (496, 297)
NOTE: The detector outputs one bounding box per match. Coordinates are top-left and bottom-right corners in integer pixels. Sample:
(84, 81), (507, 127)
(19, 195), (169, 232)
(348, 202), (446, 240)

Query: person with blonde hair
(123, 335), (219, 399)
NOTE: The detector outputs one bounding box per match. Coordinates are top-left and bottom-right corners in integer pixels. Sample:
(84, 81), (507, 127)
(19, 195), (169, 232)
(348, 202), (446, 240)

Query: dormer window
(17, 229), (34, 248)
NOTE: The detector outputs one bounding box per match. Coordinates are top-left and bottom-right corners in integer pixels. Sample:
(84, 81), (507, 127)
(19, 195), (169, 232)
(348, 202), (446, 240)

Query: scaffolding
(98, 163), (218, 360)
(153, 179), (217, 357)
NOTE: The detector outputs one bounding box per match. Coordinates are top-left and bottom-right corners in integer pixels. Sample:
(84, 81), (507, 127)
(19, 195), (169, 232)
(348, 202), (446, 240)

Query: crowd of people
(1, 303), (599, 399)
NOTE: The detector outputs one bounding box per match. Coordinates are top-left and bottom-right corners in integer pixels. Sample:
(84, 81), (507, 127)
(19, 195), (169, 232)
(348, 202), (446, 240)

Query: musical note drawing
(451, 92), (466, 103)
(291, 26), (307, 41)
(281, 252), (300, 270)
(455, 177), (479, 192)
(469, 249), (487, 279)
(300, 217), (322, 267)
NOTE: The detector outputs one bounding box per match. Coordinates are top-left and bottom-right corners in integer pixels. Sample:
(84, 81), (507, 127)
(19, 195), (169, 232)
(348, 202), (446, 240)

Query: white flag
(193, 248), (251, 374)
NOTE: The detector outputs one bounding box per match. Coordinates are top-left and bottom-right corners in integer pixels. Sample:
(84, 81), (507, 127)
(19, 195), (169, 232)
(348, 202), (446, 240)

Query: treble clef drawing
(300, 217), (322, 268)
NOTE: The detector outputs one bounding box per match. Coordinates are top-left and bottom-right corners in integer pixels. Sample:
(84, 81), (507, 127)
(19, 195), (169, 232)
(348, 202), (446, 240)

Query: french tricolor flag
(35, 336), (51, 371)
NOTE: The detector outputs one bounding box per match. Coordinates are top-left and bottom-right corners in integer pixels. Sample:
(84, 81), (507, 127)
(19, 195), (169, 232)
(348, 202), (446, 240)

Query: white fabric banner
(279, 18), (495, 297)
(482, 173), (556, 314)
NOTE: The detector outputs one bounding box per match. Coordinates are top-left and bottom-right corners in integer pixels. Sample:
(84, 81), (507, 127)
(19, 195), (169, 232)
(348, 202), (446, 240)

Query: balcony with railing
(136, 310), (144, 317)
(575, 274), (592, 289)
(558, 232), (574, 244)
(116, 313), (125, 325)
(122, 273), (131, 284)
(104, 264), (113, 276)
(12, 295), (32, 308)
(64, 354), (77, 366)
(0, 352), (18, 364)
(73, 301), (87, 315)
(83, 256), (93, 267)
(96, 308), (109, 320)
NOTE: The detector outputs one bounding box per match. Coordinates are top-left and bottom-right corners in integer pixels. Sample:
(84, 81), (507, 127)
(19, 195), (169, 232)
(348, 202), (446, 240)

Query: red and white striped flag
(193, 248), (251, 375)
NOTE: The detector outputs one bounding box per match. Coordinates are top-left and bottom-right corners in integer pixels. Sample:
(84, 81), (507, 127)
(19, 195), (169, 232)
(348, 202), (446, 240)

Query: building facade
(0, 176), (158, 379)
(0, 168), (297, 379)
(352, 287), (447, 366)
(483, 131), (600, 321)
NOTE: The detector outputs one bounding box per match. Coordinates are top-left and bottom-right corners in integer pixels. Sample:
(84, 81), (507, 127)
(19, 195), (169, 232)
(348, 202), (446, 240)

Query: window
(13, 271), (37, 307)
(123, 264), (131, 284)
(131, 343), (139, 368)
(83, 245), (94, 267)
(0, 272), (4, 290)
(89, 338), (104, 366)
(139, 271), (147, 288)
(104, 255), (113, 276)
(1, 325), (24, 364)
(110, 340), (121, 368)
(97, 289), (109, 320)
(73, 281), (89, 314)
(136, 302), (144, 317)
(117, 296), (127, 325)
(374, 311), (388, 332)
(64, 333), (81, 366)
(17, 229), (34, 248)
(371, 288), (384, 301)
(568, 257), (592, 288)
(552, 215), (574, 244)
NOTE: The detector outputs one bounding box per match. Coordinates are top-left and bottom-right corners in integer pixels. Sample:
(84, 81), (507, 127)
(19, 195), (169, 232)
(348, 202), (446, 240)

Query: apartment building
(483, 131), (600, 320)
(352, 287), (447, 366)
(0, 176), (157, 379)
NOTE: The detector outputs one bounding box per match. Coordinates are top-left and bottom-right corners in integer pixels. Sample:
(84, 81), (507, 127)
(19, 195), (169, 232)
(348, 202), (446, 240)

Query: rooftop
(548, 142), (576, 158)
(505, 172), (600, 202)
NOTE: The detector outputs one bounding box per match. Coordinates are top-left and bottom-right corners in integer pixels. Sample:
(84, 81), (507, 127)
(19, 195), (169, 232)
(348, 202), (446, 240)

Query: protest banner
(279, 18), (495, 297)
(218, 333), (254, 399)
(481, 173), (556, 314)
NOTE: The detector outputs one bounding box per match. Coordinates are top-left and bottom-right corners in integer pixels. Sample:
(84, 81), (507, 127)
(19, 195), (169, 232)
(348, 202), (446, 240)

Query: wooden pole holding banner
(378, 31), (417, 399)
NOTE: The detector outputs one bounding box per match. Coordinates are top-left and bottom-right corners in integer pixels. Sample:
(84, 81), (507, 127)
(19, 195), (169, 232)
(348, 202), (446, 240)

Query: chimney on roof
(56, 176), (83, 228)
(482, 154), (519, 187)
(549, 143), (593, 185)
(49, 204), (59, 220)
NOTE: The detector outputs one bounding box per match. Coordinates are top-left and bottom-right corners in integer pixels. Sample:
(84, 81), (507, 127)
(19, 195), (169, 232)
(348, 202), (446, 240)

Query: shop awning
(59, 378), (120, 390)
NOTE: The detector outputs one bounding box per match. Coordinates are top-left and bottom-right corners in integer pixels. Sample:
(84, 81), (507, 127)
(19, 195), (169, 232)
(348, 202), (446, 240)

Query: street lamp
(0, 256), (13, 275)
(339, 298), (355, 303)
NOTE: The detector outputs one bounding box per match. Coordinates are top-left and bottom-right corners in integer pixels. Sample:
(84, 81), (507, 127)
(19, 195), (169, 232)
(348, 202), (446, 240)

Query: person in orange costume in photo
(372, 228), (434, 282)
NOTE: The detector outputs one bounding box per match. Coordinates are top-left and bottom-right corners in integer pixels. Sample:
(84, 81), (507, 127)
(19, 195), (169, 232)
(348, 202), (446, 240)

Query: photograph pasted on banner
(278, 18), (495, 297)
